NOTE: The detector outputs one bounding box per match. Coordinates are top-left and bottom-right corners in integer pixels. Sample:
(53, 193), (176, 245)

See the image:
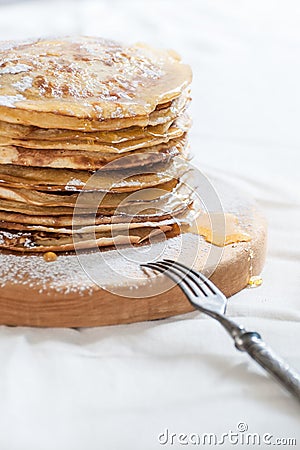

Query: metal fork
(141, 259), (300, 402)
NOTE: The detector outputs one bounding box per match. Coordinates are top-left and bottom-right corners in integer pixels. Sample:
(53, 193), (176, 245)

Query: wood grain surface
(0, 177), (267, 327)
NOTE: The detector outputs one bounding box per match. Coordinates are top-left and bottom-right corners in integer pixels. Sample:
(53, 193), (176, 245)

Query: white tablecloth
(0, 1), (299, 448)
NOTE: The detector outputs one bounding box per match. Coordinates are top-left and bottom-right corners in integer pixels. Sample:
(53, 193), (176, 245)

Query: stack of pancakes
(0, 37), (193, 252)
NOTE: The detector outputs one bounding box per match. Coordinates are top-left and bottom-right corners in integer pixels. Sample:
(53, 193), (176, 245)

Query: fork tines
(141, 259), (221, 299)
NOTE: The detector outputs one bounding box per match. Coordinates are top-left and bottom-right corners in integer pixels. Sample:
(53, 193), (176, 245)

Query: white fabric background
(0, 1), (299, 448)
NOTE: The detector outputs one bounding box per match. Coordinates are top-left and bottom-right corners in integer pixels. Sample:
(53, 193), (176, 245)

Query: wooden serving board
(0, 176), (267, 327)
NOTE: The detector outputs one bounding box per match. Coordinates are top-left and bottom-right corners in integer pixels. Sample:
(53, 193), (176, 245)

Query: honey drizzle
(187, 212), (251, 247)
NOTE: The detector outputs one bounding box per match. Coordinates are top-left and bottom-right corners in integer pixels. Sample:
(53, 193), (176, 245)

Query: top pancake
(0, 37), (192, 129)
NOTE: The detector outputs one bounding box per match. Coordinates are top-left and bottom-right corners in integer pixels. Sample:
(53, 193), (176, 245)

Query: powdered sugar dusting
(12, 76), (33, 92)
(0, 63), (31, 75)
(65, 178), (85, 191)
(0, 94), (24, 107)
(0, 233), (210, 296)
(0, 252), (95, 296)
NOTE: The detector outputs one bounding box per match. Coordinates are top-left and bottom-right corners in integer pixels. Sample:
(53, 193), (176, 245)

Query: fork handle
(234, 330), (300, 401)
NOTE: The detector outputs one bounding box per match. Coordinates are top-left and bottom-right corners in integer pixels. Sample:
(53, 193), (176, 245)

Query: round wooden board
(0, 176), (267, 327)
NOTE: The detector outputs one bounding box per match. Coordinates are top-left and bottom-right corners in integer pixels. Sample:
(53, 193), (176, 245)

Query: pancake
(0, 176), (195, 227)
(0, 117), (172, 140)
(0, 217), (178, 235)
(0, 93), (190, 139)
(0, 125), (185, 153)
(0, 223), (179, 252)
(0, 136), (188, 169)
(0, 118), (175, 142)
(0, 90), (190, 132)
(0, 37), (192, 129)
(0, 209), (183, 227)
(0, 37), (193, 253)
(0, 158), (189, 191)
(0, 177), (192, 207)
(0, 183), (192, 216)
